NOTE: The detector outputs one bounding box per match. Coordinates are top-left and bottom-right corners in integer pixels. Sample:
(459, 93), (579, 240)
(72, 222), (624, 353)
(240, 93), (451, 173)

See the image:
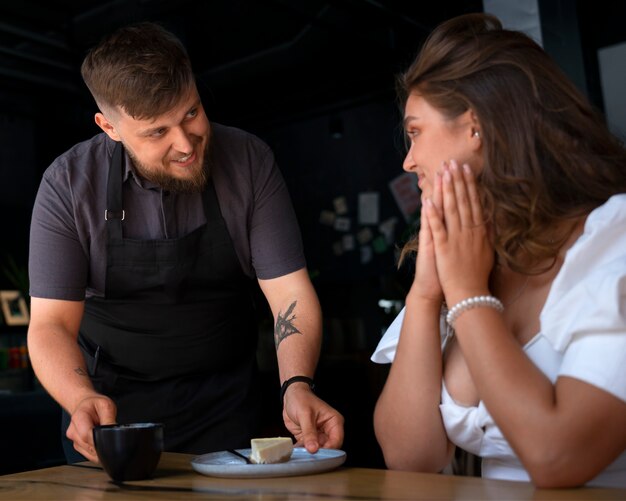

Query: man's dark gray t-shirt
(29, 122), (306, 300)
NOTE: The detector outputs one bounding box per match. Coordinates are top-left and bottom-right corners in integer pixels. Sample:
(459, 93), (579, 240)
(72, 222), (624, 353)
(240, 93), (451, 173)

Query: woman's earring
(473, 131), (480, 138)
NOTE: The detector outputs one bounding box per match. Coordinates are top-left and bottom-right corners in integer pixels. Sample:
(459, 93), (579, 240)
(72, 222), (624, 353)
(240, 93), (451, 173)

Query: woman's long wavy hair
(400, 13), (626, 273)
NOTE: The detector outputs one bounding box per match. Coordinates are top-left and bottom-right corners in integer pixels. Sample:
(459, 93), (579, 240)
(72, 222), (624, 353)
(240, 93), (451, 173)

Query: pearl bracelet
(445, 295), (504, 328)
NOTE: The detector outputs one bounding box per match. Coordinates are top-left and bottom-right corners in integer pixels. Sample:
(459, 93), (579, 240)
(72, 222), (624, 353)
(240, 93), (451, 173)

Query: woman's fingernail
(463, 163), (471, 174)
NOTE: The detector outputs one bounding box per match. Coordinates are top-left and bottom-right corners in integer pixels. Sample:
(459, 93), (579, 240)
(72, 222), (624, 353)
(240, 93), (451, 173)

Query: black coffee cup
(93, 423), (164, 482)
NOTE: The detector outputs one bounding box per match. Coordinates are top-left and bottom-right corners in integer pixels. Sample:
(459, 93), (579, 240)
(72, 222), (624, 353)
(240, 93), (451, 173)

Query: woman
(372, 13), (626, 488)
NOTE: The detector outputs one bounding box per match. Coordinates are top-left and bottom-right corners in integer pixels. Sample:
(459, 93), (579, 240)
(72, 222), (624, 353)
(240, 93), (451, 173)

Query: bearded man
(27, 22), (343, 464)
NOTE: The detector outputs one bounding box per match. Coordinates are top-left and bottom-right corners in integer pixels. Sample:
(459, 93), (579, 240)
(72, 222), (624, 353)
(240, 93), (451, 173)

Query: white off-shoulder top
(372, 194), (626, 488)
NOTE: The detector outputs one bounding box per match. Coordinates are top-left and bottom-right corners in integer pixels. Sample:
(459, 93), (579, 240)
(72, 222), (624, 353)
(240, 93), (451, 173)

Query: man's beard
(127, 141), (211, 194)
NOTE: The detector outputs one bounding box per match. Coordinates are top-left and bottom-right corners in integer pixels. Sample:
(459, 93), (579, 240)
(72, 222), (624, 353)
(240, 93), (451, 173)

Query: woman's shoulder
(568, 194), (626, 270)
(540, 194), (626, 351)
(585, 194), (626, 230)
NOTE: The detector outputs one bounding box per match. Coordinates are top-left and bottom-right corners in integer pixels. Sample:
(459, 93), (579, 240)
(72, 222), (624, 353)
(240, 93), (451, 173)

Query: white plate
(191, 447), (347, 478)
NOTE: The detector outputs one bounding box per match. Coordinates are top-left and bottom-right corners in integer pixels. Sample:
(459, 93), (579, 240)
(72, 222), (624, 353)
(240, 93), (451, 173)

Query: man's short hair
(81, 22), (195, 119)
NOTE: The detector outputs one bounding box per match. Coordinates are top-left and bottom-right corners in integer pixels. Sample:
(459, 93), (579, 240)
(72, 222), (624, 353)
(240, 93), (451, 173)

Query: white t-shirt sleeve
(541, 194), (626, 403)
(559, 331), (626, 402)
(371, 307), (406, 364)
(371, 306), (449, 364)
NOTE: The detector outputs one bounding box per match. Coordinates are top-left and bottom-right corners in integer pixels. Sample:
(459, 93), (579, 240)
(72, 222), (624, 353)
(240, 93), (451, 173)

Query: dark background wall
(1, 0), (625, 473)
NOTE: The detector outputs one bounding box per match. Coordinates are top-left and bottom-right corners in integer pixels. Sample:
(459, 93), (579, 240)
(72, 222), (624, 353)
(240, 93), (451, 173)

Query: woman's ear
(95, 113), (121, 141)
(468, 110), (482, 150)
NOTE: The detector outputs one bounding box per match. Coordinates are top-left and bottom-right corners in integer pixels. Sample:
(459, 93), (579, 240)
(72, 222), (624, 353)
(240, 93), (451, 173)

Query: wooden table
(1, 452), (624, 500)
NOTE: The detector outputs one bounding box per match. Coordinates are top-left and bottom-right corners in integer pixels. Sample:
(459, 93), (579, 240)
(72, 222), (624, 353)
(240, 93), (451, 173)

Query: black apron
(62, 142), (260, 461)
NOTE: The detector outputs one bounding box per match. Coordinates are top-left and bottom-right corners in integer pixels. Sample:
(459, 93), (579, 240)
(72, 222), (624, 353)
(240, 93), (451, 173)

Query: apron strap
(201, 177), (224, 223)
(105, 141), (124, 240)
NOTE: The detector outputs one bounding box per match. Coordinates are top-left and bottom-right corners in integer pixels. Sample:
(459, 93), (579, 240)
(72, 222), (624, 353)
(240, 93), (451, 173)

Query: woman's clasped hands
(418, 160), (494, 308)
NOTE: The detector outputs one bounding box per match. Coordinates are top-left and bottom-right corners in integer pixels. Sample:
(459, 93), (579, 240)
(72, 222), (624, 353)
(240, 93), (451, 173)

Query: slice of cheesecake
(249, 437), (294, 464)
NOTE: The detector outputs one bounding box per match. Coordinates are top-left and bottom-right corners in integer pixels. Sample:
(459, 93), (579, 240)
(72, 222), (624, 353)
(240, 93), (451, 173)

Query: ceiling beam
(0, 46), (74, 71)
(0, 21), (68, 50)
(0, 66), (78, 93)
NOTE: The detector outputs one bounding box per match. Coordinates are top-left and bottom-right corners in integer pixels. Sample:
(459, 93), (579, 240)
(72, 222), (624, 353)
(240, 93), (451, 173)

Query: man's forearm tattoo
(274, 300), (302, 349)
